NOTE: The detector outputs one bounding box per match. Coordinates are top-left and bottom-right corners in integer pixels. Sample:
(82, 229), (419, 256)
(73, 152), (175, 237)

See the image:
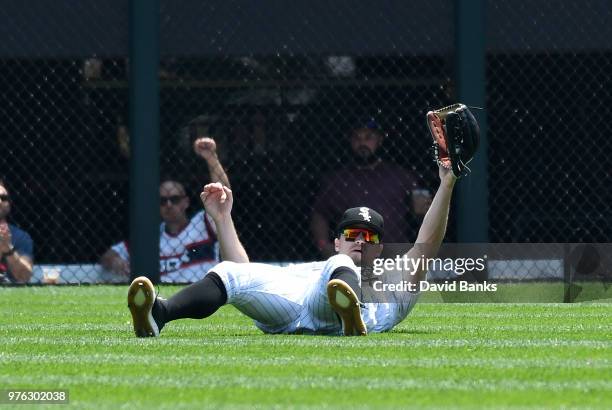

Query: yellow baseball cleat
(327, 279), (367, 336)
(127, 276), (160, 337)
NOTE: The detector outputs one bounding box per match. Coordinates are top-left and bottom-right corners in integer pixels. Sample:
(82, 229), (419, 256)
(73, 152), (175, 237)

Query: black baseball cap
(337, 207), (384, 238)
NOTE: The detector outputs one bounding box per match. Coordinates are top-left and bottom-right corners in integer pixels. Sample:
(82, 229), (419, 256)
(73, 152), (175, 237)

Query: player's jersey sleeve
(320, 254), (360, 282)
(324, 253), (357, 272)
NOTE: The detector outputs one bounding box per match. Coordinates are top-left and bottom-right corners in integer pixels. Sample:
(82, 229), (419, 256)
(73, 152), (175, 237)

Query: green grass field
(1, 285), (611, 409)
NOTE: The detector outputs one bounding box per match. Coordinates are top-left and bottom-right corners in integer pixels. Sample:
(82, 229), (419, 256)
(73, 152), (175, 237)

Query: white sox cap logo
(358, 207), (372, 222)
(337, 206), (383, 237)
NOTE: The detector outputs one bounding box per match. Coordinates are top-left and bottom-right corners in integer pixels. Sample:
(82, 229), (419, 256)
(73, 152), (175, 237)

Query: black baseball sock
(154, 272), (228, 326)
(330, 267), (361, 300)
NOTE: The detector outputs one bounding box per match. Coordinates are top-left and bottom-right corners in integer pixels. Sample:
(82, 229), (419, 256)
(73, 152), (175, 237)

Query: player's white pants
(211, 254), (420, 334)
(211, 254), (356, 334)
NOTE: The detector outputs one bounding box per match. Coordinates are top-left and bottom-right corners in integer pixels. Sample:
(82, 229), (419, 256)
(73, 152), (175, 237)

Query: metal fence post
(455, 0), (489, 243)
(129, 0), (160, 282)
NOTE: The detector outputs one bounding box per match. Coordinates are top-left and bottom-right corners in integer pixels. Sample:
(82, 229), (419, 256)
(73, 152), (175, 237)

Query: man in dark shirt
(0, 179), (34, 283)
(311, 119), (432, 257)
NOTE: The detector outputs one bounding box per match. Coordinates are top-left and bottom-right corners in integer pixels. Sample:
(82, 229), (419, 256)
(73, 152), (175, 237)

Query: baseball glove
(426, 103), (480, 177)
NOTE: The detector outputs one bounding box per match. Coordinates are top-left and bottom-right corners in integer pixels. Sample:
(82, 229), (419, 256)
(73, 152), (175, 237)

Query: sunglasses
(0, 194), (10, 202)
(160, 195), (185, 206)
(342, 228), (380, 244)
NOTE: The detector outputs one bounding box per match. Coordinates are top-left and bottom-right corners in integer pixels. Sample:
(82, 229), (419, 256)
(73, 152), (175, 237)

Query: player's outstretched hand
(200, 182), (233, 221)
(193, 137), (218, 162)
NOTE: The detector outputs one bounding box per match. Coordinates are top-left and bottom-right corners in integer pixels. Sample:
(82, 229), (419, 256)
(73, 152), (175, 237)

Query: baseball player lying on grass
(127, 104), (479, 337)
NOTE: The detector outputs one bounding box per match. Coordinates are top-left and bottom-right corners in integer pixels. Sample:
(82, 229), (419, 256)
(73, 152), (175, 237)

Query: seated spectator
(311, 118), (432, 258)
(100, 137), (230, 282)
(0, 179), (34, 283)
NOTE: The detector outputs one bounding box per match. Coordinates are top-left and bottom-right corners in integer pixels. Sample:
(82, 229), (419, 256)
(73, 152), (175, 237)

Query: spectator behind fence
(311, 117), (432, 258)
(100, 137), (231, 282)
(0, 179), (34, 283)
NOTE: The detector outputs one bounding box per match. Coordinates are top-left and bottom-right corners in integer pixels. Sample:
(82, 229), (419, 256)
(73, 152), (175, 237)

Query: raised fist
(200, 182), (233, 221)
(193, 137), (218, 162)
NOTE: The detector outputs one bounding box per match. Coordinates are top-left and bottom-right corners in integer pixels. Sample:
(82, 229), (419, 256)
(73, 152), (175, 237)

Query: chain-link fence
(0, 1), (609, 284)
(0, 0), (130, 283)
(486, 1), (612, 245)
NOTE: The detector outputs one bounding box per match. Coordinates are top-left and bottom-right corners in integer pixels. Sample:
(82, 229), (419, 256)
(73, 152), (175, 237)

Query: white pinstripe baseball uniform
(212, 254), (420, 335)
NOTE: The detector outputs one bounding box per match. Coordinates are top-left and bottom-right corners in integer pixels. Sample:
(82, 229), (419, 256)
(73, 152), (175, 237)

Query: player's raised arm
(200, 182), (249, 263)
(404, 103), (480, 281)
(404, 165), (456, 280)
